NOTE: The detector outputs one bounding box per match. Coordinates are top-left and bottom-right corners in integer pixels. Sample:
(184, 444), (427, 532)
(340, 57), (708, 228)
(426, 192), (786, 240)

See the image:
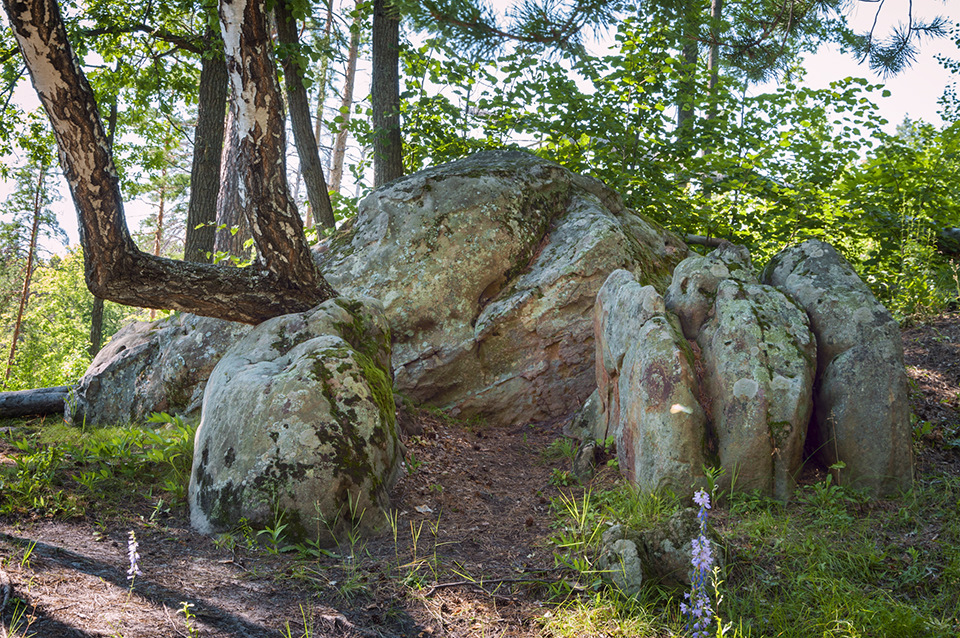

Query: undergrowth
(0, 412), (195, 518)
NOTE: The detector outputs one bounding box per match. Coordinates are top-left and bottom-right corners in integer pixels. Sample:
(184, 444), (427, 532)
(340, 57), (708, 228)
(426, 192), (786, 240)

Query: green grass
(0, 412), (196, 518)
(542, 472), (960, 637)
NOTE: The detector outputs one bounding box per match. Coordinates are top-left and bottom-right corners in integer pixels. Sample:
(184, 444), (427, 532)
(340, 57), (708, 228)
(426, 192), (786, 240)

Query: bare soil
(1, 312), (958, 638)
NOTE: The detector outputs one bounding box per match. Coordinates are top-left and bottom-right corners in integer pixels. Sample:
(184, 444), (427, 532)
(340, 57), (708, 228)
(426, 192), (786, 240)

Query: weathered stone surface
(762, 239), (913, 494)
(188, 298), (401, 543)
(601, 512), (722, 589)
(664, 243), (757, 340)
(595, 270), (708, 493)
(562, 389), (606, 442)
(634, 508), (722, 588)
(596, 535), (644, 596)
(697, 280), (816, 500)
(315, 150), (686, 426)
(66, 314), (252, 426)
(572, 439), (598, 481)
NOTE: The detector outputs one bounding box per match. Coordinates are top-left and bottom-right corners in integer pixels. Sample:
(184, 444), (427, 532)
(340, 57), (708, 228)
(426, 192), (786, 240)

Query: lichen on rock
(188, 297), (401, 544)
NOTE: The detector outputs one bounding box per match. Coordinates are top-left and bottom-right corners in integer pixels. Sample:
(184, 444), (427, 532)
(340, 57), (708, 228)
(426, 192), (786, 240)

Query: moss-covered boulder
(66, 314), (252, 426)
(188, 297), (401, 544)
(697, 280), (815, 500)
(762, 239), (913, 495)
(315, 150), (687, 426)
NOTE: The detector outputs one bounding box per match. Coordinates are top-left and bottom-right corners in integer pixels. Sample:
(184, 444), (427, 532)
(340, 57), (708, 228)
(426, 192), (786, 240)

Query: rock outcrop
(188, 298), (401, 543)
(762, 239), (913, 494)
(66, 314), (252, 426)
(696, 281), (815, 500)
(596, 239), (910, 499)
(595, 270), (708, 493)
(315, 150), (687, 426)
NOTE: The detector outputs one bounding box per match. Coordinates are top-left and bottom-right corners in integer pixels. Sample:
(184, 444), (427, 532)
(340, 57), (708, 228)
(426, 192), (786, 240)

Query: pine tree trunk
(706, 0), (723, 122)
(184, 33), (228, 263)
(372, 0), (403, 187)
(4, 168), (44, 384)
(275, 0), (335, 229)
(330, 1), (361, 194)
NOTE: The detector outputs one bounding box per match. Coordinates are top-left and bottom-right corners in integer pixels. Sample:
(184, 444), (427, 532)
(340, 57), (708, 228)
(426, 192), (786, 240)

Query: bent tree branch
(2, 0), (336, 325)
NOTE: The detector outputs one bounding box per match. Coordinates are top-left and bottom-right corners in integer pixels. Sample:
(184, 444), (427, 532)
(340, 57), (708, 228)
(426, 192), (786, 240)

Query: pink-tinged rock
(595, 270), (707, 492)
(664, 243), (757, 340)
(316, 151), (686, 426)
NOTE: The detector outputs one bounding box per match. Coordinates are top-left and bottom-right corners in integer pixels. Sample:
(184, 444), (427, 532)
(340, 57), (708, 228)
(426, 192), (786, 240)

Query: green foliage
(0, 413), (197, 517)
(1, 247), (131, 390)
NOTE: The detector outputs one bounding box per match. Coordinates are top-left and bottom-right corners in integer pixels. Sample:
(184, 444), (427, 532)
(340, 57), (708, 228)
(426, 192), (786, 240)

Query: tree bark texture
(330, 2), (361, 194)
(214, 106), (253, 260)
(372, 0), (403, 187)
(2, 0), (336, 324)
(4, 167), (44, 384)
(184, 35), (228, 263)
(88, 296), (103, 356)
(706, 0), (723, 122)
(0, 385), (71, 417)
(275, 0), (335, 229)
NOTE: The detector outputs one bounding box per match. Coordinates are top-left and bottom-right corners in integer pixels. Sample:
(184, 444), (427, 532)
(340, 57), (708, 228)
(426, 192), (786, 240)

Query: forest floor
(0, 311), (959, 637)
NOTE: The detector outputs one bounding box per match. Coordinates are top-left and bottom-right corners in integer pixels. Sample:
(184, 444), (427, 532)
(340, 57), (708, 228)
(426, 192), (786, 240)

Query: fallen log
(0, 385), (71, 418)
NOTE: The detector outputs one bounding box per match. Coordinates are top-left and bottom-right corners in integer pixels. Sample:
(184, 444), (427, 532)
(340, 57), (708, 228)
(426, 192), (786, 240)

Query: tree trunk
(275, 0), (336, 230)
(4, 167), (44, 384)
(706, 0), (724, 122)
(372, 0), (403, 187)
(330, 1), (361, 194)
(306, 0), (335, 227)
(184, 33), (228, 263)
(0, 385), (71, 417)
(214, 106), (253, 260)
(150, 165), (166, 320)
(90, 62), (122, 358)
(2, 0), (336, 325)
(89, 296), (103, 356)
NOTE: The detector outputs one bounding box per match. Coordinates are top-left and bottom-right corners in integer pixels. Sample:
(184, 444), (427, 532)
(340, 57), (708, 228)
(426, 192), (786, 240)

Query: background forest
(0, 0), (958, 390)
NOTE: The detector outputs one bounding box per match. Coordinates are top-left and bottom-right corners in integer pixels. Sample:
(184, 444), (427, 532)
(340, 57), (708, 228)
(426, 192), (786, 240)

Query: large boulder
(189, 298), (401, 543)
(697, 280), (815, 500)
(66, 314), (252, 426)
(595, 270), (708, 493)
(762, 240), (913, 495)
(315, 150), (686, 426)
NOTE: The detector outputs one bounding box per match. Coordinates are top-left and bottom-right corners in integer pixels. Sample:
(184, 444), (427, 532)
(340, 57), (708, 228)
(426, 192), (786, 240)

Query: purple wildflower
(684, 489), (715, 638)
(127, 531), (143, 581)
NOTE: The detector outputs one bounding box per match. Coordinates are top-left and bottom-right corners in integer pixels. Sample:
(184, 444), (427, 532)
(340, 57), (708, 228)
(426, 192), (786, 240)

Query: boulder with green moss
(697, 280), (815, 500)
(314, 150), (687, 426)
(762, 239), (912, 495)
(663, 243), (757, 340)
(66, 313), (252, 426)
(188, 297), (401, 544)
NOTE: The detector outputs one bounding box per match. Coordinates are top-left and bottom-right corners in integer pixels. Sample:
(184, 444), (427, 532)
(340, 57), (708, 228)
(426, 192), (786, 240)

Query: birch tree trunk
(330, 1), (361, 194)
(2, 0), (336, 325)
